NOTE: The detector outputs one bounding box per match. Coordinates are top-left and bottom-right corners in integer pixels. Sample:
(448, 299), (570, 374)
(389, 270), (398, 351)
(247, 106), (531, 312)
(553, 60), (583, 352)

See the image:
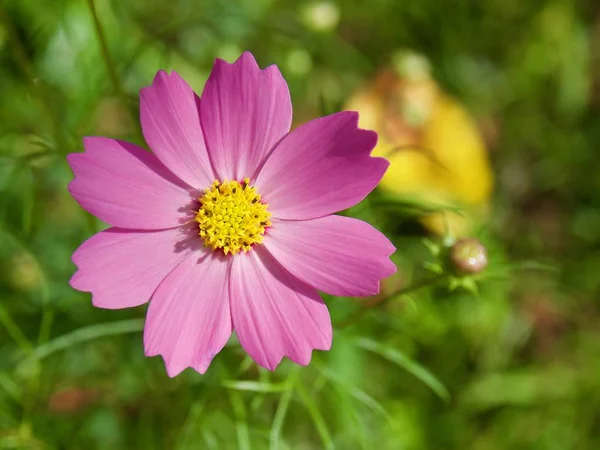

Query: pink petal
(200, 52), (292, 181)
(70, 226), (203, 309)
(68, 138), (196, 229)
(230, 247), (332, 370)
(140, 70), (216, 189)
(264, 215), (396, 297)
(255, 111), (388, 220)
(144, 252), (232, 377)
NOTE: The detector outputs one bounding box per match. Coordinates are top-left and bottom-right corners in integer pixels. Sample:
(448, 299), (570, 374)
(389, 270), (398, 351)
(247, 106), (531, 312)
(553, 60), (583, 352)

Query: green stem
(0, 304), (33, 353)
(0, 7), (67, 154)
(86, 0), (123, 97)
(336, 273), (447, 327)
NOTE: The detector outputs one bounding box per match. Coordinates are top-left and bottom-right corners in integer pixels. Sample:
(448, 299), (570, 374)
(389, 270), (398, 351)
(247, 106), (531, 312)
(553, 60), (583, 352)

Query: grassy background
(1, 0), (600, 448)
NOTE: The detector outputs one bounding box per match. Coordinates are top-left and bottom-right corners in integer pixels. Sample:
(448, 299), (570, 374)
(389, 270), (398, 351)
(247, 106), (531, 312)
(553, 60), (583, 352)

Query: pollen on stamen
(195, 178), (272, 255)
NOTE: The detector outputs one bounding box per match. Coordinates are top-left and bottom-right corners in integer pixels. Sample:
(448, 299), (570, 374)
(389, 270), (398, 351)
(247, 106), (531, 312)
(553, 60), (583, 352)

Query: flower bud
(449, 238), (488, 274)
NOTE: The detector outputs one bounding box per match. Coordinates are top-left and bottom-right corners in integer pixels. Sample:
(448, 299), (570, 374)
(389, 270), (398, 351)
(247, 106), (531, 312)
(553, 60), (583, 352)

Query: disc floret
(195, 178), (271, 255)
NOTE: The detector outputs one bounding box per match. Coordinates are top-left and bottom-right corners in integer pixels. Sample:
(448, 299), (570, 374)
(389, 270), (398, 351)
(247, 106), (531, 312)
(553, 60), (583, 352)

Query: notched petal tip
(235, 50), (259, 67)
(254, 111), (388, 219)
(139, 71), (191, 109)
(362, 128), (379, 154)
(65, 148), (87, 204)
(139, 66), (215, 189)
(166, 364), (185, 378)
(144, 69), (181, 89)
(262, 63), (287, 81)
(143, 344), (181, 376)
(201, 50), (292, 181)
(68, 248), (98, 304)
(230, 249), (332, 372)
(65, 163), (78, 195)
(343, 109), (360, 124)
(144, 346), (214, 378)
(154, 69), (171, 79)
(343, 110), (381, 154)
(264, 216), (396, 298)
(67, 135), (108, 175)
(370, 154), (390, 178)
(160, 354), (188, 378)
(68, 269), (85, 292)
(384, 255), (398, 276)
(144, 332), (215, 377)
(260, 343), (331, 372)
(66, 137), (195, 229)
(215, 51), (281, 75)
(82, 135), (102, 147)
(142, 253), (232, 378)
(334, 110), (381, 156)
(384, 238), (397, 258)
(66, 139), (88, 168)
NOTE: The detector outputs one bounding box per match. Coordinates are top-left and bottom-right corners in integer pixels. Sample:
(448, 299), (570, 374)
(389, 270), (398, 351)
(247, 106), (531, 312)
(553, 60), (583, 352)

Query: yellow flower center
(195, 178), (271, 255)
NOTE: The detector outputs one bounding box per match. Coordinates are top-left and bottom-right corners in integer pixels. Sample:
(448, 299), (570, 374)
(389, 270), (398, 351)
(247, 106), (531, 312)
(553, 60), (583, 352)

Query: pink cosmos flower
(67, 52), (396, 376)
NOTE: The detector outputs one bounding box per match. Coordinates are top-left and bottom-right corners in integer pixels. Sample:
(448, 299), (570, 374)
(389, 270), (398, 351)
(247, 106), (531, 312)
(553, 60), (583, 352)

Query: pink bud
(449, 238), (488, 274)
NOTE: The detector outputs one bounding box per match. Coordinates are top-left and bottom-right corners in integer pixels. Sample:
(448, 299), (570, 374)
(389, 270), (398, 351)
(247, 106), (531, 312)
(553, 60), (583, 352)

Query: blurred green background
(1, 0), (600, 448)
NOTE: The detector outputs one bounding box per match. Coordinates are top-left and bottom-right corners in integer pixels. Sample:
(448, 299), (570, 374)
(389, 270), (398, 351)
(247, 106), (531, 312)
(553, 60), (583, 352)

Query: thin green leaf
(228, 391), (251, 450)
(0, 372), (22, 403)
(317, 366), (390, 422)
(356, 337), (450, 402)
(177, 401), (204, 449)
(250, 367), (271, 411)
(503, 261), (559, 272)
(371, 196), (466, 216)
(18, 318), (144, 366)
(297, 382), (334, 450)
(269, 368), (298, 450)
(0, 304), (33, 353)
(85, 0), (124, 97)
(201, 430), (219, 450)
(21, 170), (34, 235)
(475, 261), (559, 282)
(221, 380), (291, 393)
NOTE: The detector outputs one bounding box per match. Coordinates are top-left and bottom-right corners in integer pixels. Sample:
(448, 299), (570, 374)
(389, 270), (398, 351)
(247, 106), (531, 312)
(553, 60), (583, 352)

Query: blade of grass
(356, 337), (450, 402)
(0, 7), (67, 154)
(296, 382), (334, 450)
(221, 380), (291, 394)
(0, 372), (22, 403)
(201, 430), (219, 450)
(0, 222), (55, 364)
(21, 170), (33, 236)
(18, 318), (144, 366)
(177, 401), (204, 449)
(85, 0), (123, 97)
(0, 304), (33, 354)
(250, 367), (271, 411)
(228, 391), (251, 450)
(269, 368), (298, 450)
(317, 366), (390, 422)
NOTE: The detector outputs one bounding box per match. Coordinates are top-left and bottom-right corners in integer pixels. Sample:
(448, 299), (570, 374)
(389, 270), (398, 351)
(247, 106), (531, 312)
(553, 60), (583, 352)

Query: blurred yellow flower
(345, 52), (493, 235)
